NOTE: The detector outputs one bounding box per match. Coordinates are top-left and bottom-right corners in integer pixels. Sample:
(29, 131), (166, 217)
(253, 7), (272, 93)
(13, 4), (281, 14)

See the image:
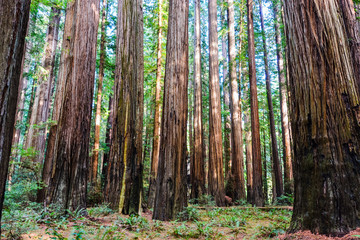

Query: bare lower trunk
(0, 0), (30, 234)
(106, 0), (144, 215)
(247, 0), (264, 207)
(90, 0), (108, 187)
(44, 0), (100, 211)
(244, 96), (253, 204)
(284, 0), (360, 235)
(38, 3), (76, 204)
(226, 0), (246, 202)
(208, 0), (226, 207)
(102, 97), (113, 194)
(153, 0), (189, 220)
(272, 0), (293, 195)
(148, 0), (163, 208)
(191, 0), (206, 200)
(221, 3), (231, 181)
(259, 0), (283, 198)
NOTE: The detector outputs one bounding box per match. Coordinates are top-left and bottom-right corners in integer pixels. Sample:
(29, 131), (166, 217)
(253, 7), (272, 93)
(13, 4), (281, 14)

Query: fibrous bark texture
(191, 0), (206, 200)
(153, 0), (189, 220)
(243, 85), (253, 204)
(0, 0), (30, 234)
(272, 0), (293, 195)
(24, 7), (60, 164)
(226, 0), (246, 202)
(208, 0), (226, 207)
(39, 3), (75, 203)
(148, 0), (163, 208)
(247, 0), (264, 207)
(44, 0), (100, 211)
(284, 0), (360, 235)
(105, 0), (144, 215)
(102, 97), (113, 193)
(221, 1), (231, 182)
(90, 0), (108, 187)
(259, 0), (283, 198)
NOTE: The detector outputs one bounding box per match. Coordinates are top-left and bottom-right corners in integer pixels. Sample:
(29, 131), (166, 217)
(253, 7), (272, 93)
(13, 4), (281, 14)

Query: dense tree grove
(1, 0), (360, 238)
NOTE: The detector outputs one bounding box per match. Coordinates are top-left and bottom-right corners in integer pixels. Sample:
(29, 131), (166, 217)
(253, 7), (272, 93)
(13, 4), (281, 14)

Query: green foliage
(87, 204), (114, 218)
(254, 222), (288, 238)
(177, 206), (201, 222)
(274, 194), (294, 206)
(117, 215), (150, 232)
(189, 194), (216, 207)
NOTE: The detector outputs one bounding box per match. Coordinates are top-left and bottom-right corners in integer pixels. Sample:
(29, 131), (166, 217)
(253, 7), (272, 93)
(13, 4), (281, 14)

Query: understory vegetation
(1, 201), (292, 239)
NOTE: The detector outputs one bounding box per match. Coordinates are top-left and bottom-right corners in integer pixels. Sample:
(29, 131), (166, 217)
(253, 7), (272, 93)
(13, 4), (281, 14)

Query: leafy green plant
(118, 215), (150, 232)
(88, 204), (114, 217)
(45, 227), (67, 240)
(177, 206), (201, 221)
(274, 194), (294, 206)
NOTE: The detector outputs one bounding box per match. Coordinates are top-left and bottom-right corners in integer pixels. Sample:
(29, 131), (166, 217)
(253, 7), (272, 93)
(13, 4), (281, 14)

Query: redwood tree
(24, 7), (61, 164)
(148, 0), (163, 208)
(0, 0), (31, 234)
(284, 0), (360, 235)
(44, 0), (100, 211)
(247, 0), (264, 207)
(208, 0), (226, 207)
(191, 0), (206, 200)
(153, 0), (189, 220)
(226, 0), (246, 202)
(272, 0), (293, 195)
(38, 2), (75, 203)
(259, 0), (283, 198)
(105, 0), (144, 215)
(90, 0), (108, 187)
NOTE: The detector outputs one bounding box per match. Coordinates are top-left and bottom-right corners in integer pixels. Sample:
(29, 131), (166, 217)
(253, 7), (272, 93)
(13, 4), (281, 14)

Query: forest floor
(2, 204), (360, 239)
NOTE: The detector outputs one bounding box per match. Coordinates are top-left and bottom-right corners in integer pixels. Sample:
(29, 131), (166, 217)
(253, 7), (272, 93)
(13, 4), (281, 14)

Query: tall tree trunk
(12, 48), (29, 149)
(244, 89), (253, 204)
(153, 0), (189, 220)
(90, 0), (108, 186)
(272, 0), (293, 195)
(191, 0), (206, 200)
(38, 3), (75, 203)
(221, 1), (231, 182)
(226, 0), (246, 202)
(24, 7), (61, 164)
(106, 0), (144, 215)
(259, 0), (283, 198)
(0, 0), (30, 234)
(262, 119), (268, 203)
(247, 0), (264, 207)
(148, 0), (163, 208)
(8, 44), (28, 191)
(284, 0), (360, 235)
(102, 97), (113, 193)
(208, 0), (226, 207)
(44, 0), (101, 211)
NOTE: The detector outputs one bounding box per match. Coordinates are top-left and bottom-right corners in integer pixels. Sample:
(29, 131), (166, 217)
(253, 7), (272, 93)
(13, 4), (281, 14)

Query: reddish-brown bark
(272, 0), (293, 195)
(153, 0), (189, 220)
(284, 0), (360, 235)
(90, 0), (108, 187)
(44, 0), (101, 211)
(148, 0), (163, 208)
(247, 0), (264, 207)
(105, 0), (144, 215)
(0, 0), (31, 234)
(191, 0), (206, 200)
(24, 7), (60, 164)
(208, 0), (226, 207)
(259, 0), (283, 198)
